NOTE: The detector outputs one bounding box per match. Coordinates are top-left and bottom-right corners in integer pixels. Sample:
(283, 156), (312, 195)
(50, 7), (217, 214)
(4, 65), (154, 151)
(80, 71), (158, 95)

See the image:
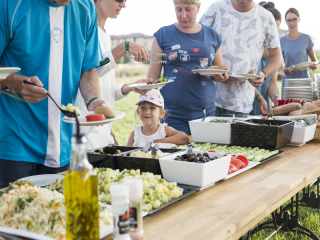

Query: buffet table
(102, 142), (320, 240)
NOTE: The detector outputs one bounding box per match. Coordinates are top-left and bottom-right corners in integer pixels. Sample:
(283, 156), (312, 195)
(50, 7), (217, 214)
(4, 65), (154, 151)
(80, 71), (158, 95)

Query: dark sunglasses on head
(115, 0), (126, 2)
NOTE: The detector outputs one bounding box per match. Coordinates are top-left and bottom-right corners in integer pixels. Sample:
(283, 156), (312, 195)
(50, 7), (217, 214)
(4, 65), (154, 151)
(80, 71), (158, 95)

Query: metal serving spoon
(151, 144), (159, 158)
(23, 80), (78, 118)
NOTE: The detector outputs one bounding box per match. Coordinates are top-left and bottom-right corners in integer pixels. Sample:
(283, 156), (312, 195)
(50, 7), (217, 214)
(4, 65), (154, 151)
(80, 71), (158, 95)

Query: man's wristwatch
(261, 71), (267, 81)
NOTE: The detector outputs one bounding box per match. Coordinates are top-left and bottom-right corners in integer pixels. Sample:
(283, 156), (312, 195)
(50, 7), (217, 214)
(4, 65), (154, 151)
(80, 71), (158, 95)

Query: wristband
(86, 97), (100, 109)
(255, 93), (262, 101)
(272, 95), (279, 101)
(125, 41), (129, 53)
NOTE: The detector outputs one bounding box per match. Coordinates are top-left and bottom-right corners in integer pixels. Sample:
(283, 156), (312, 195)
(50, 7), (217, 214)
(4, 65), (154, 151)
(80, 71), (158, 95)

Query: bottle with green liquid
(64, 133), (99, 240)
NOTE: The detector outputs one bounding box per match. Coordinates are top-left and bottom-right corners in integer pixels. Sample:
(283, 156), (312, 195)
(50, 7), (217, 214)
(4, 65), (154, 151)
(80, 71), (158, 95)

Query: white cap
(124, 177), (143, 198)
(110, 183), (129, 205)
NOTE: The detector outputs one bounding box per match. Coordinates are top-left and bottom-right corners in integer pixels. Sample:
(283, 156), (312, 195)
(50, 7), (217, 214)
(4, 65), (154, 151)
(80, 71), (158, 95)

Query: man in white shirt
(200, 0), (281, 115)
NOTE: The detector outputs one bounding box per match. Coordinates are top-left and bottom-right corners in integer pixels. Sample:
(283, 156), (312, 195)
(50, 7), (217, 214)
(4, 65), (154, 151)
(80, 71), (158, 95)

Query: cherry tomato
(85, 114), (106, 122)
(208, 150), (216, 153)
(228, 163), (238, 174)
(236, 155), (249, 166)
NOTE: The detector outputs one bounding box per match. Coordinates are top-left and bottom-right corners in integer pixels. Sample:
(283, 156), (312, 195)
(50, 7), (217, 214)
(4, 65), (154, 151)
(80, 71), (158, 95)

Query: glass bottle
(64, 135), (99, 240)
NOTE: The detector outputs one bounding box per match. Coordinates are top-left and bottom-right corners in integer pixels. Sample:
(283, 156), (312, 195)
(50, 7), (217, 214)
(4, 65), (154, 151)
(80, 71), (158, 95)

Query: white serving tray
(189, 116), (250, 144)
(226, 161), (260, 179)
(159, 151), (231, 187)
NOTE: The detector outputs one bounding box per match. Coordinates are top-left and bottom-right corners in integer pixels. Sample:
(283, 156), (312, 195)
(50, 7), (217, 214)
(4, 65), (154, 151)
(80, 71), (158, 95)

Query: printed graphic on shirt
(201, 81), (207, 86)
(191, 65), (201, 74)
(172, 69), (178, 74)
(200, 58), (208, 68)
(179, 50), (190, 62)
(168, 51), (178, 61)
(178, 67), (187, 74)
(192, 48), (200, 54)
(210, 53), (214, 62)
(204, 76), (211, 81)
(172, 44), (181, 50)
(52, 28), (62, 43)
(207, 47), (213, 54)
(178, 79), (183, 85)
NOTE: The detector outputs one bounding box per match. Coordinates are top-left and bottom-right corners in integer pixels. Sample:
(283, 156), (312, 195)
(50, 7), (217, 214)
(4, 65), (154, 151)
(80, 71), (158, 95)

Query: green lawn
(112, 65), (320, 240)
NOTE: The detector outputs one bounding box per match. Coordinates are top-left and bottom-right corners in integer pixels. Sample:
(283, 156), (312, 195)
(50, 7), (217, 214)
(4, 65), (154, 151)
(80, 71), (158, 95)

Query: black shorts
(0, 159), (69, 188)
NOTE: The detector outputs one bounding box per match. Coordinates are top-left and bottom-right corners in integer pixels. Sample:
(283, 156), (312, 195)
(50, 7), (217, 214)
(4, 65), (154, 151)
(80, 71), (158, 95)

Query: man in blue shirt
(0, 0), (107, 187)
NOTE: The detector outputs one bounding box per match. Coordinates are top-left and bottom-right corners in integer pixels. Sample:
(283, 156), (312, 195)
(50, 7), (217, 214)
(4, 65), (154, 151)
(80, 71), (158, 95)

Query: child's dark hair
(262, 2), (281, 22)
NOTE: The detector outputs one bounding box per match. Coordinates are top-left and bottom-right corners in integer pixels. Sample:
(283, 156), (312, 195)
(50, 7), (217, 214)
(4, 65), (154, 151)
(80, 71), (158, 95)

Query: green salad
(174, 142), (279, 162)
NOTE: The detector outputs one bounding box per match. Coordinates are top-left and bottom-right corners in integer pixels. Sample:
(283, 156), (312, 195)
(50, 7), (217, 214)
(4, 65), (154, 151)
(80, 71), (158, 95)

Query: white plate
(226, 161), (260, 179)
(0, 225), (113, 240)
(293, 62), (314, 70)
(192, 69), (228, 76)
(0, 67), (21, 81)
(128, 80), (174, 90)
(238, 73), (260, 79)
(229, 73), (246, 79)
(62, 111), (125, 126)
(156, 143), (177, 149)
(18, 174), (64, 187)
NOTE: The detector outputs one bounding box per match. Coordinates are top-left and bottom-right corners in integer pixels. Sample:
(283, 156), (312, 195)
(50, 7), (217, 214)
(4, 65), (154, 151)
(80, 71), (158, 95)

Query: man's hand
(248, 72), (264, 87)
(309, 62), (318, 70)
(277, 70), (285, 80)
(213, 72), (229, 82)
(87, 99), (108, 111)
(287, 65), (300, 74)
(259, 98), (269, 116)
(22, 76), (49, 103)
(122, 78), (153, 96)
(129, 42), (149, 62)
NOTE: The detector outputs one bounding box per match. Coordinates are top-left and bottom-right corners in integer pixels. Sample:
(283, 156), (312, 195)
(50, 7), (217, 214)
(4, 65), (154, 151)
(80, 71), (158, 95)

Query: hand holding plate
(248, 72), (264, 87)
(288, 65), (300, 74)
(309, 62), (318, 70)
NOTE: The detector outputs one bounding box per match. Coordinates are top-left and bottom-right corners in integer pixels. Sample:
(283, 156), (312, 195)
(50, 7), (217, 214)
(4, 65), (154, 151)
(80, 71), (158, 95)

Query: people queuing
(147, 0), (228, 135)
(251, 2), (282, 115)
(280, 7), (318, 97)
(0, 0), (318, 187)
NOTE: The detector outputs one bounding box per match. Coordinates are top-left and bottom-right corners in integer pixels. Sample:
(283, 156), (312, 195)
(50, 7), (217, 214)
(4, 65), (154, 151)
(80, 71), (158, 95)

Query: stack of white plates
(315, 74), (320, 99)
(283, 78), (313, 101)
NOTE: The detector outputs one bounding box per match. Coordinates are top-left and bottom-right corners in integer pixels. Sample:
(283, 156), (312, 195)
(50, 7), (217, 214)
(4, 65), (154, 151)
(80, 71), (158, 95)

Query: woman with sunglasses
(147, 0), (228, 135)
(280, 8), (318, 97)
(76, 0), (151, 150)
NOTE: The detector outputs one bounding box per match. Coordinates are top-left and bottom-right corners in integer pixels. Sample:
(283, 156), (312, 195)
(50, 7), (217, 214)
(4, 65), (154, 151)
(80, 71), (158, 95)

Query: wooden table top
(102, 142), (320, 240)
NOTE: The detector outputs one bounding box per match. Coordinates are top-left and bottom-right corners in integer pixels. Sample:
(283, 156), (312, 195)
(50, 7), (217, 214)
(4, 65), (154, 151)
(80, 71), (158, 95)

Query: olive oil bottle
(64, 132), (99, 240)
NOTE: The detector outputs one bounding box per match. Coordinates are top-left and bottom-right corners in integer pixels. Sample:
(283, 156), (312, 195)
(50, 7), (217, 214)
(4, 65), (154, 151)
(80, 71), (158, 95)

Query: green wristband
(125, 41), (129, 53)
(255, 93), (262, 101)
(86, 97), (100, 109)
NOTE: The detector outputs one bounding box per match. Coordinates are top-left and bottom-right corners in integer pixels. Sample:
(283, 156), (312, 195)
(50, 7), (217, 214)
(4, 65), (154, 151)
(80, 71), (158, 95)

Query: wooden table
(103, 142), (320, 240)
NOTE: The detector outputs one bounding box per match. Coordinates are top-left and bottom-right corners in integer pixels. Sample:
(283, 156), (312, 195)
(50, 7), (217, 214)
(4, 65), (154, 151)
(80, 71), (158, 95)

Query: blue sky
(105, 0), (320, 50)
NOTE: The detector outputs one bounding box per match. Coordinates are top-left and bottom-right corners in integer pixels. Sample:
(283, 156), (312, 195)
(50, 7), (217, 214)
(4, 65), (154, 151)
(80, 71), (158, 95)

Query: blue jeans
(0, 159), (70, 188)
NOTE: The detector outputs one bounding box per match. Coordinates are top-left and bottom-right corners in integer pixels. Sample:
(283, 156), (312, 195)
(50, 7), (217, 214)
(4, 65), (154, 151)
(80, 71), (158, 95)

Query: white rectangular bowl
(159, 151), (231, 187)
(189, 116), (248, 144)
(290, 124), (317, 145)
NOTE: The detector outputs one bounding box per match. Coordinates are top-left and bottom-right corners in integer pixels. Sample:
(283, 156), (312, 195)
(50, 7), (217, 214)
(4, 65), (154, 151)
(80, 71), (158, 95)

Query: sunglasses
(115, 0), (126, 2)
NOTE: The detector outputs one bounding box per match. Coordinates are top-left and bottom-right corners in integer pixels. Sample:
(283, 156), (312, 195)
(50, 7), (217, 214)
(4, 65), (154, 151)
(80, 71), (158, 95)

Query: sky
(105, 0), (320, 50)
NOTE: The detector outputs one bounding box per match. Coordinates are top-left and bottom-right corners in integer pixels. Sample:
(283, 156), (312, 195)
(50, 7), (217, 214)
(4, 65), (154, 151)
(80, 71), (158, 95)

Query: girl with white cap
(127, 89), (189, 147)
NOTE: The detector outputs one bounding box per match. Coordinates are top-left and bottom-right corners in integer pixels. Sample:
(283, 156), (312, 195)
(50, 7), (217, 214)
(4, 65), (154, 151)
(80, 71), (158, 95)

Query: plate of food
(128, 78), (173, 90)
(62, 110), (125, 126)
(0, 67), (21, 81)
(193, 66), (229, 76)
(293, 62), (314, 70)
(18, 174), (65, 187)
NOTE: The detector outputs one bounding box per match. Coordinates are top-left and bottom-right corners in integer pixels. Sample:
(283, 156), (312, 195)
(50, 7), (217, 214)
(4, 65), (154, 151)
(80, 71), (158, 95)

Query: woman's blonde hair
(135, 101), (167, 125)
(173, 0), (201, 5)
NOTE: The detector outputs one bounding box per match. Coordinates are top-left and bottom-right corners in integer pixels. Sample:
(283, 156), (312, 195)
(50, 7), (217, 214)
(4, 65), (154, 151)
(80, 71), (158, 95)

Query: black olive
(203, 153), (209, 157)
(194, 157), (200, 161)
(214, 156), (219, 159)
(201, 159), (206, 163)
(187, 155), (195, 162)
(197, 153), (201, 156)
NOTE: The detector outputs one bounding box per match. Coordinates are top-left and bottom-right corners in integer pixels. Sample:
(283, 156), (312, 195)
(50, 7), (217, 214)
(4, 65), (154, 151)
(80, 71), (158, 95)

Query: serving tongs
(151, 144), (159, 158)
(186, 144), (193, 157)
(142, 142), (153, 153)
(23, 80), (79, 118)
(202, 107), (206, 122)
(129, 53), (167, 64)
(233, 120), (267, 126)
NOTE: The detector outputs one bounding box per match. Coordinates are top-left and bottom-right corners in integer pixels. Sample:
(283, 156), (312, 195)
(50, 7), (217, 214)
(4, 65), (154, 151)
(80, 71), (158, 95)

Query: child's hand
(123, 78), (153, 95)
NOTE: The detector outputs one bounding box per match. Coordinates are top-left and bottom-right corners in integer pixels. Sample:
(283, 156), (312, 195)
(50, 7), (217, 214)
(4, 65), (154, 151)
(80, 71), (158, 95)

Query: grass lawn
(112, 64), (320, 240)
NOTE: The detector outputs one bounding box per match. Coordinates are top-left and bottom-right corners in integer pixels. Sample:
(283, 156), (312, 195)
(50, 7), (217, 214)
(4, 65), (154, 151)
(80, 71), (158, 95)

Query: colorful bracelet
(125, 41), (129, 53)
(255, 93), (262, 101)
(86, 97), (100, 109)
(272, 95), (279, 100)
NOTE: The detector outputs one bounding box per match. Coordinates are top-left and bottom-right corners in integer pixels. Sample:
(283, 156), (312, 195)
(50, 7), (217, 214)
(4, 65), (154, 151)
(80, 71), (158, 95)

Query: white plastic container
(290, 124), (317, 145)
(159, 151), (231, 188)
(189, 116), (249, 144)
